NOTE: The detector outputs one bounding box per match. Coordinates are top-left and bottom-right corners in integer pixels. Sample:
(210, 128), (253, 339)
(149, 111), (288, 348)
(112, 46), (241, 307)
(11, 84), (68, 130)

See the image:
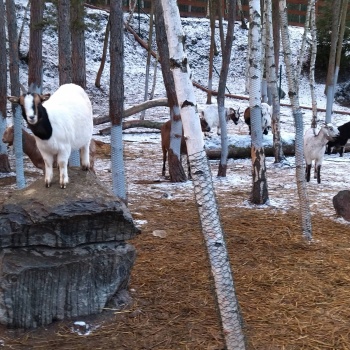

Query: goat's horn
(20, 84), (27, 94)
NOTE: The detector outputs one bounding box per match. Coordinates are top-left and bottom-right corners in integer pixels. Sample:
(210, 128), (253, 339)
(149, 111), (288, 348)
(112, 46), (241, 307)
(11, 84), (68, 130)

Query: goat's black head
(228, 107), (240, 125)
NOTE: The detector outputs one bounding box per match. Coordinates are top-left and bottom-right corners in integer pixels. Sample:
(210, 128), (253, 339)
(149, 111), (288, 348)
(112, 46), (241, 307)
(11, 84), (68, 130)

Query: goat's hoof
(45, 182), (50, 188)
(60, 183), (67, 189)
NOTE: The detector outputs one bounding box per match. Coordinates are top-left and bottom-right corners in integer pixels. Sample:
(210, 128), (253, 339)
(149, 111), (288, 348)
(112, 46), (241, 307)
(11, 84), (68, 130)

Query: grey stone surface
(333, 190), (350, 221)
(0, 169), (140, 328)
(0, 168), (140, 248)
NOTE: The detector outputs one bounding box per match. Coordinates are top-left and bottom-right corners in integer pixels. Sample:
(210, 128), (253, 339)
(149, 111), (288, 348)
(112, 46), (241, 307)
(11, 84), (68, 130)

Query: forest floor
(1, 118), (350, 349)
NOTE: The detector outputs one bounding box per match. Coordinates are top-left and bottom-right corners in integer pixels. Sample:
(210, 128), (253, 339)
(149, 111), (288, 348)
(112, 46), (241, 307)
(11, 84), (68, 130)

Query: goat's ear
(39, 93), (51, 102)
(7, 96), (20, 104)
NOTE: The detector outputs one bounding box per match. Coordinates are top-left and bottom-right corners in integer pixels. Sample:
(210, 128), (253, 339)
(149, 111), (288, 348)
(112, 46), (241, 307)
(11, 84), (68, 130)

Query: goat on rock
(304, 123), (339, 183)
(244, 102), (272, 135)
(326, 121), (350, 157)
(7, 83), (93, 188)
(199, 104), (240, 136)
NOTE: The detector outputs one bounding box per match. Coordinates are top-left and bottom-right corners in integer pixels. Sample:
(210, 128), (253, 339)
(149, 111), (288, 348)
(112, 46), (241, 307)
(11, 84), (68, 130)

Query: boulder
(333, 190), (350, 221)
(0, 168), (140, 328)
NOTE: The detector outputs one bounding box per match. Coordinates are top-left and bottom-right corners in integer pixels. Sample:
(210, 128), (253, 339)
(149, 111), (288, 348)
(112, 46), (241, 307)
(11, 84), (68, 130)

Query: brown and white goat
(161, 119), (209, 179)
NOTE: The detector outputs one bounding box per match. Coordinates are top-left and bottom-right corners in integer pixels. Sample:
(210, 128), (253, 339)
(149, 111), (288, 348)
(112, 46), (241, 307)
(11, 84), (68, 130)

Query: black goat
(326, 121), (350, 157)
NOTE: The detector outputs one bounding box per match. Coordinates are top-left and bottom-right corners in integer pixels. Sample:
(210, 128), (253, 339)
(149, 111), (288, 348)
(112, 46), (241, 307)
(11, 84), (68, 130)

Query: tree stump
(0, 168), (140, 329)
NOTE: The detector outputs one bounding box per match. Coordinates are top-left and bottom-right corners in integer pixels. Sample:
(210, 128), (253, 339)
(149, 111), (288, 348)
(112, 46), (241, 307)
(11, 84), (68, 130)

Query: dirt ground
(1, 129), (350, 350)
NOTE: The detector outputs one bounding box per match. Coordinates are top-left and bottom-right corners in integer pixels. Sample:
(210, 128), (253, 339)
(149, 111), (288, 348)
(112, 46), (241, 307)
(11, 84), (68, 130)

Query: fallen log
(94, 98), (169, 125)
(99, 120), (163, 135)
(205, 142), (296, 159)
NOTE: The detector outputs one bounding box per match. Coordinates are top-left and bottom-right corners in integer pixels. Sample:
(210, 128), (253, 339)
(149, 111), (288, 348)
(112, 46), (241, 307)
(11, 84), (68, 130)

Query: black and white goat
(304, 123), (339, 183)
(326, 121), (350, 157)
(199, 104), (241, 136)
(244, 102), (272, 135)
(7, 83), (93, 188)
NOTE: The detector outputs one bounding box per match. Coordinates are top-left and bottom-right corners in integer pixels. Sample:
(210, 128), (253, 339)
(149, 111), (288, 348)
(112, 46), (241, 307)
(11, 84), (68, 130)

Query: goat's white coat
(200, 104), (237, 135)
(261, 102), (272, 132)
(304, 124), (339, 180)
(28, 84), (93, 188)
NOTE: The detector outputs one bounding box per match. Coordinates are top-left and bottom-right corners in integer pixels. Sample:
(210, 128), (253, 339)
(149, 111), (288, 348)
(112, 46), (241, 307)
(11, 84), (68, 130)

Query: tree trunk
(0, 0), (11, 172)
(28, 0), (43, 93)
(6, 0), (25, 188)
(265, 0), (285, 163)
(160, 1), (246, 348)
(324, 0), (341, 123)
(155, 0), (186, 182)
(71, 0), (86, 89)
(58, 0), (72, 85)
(280, 0), (312, 241)
(333, 0), (348, 90)
(272, 0), (280, 76)
(95, 17), (110, 88)
(248, 0), (269, 204)
(217, 0), (236, 177)
(206, 0), (216, 104)
(309, 0), (317, 128)
(109, 0), (127, 201)
(141, 1), (154, 120)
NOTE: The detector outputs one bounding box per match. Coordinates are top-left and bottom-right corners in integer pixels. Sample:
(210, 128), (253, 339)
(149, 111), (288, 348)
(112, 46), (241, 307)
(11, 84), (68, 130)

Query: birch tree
(248, 0), (269, 204)
(265, 0), (284, 163)
(0, 0), (11, 173)
(280, 0), (312, 240)
(109, 0), (126, 201)
(217, 0), (236, 177)
(160, 1), (246, 348)
(154, 0), (186, 182)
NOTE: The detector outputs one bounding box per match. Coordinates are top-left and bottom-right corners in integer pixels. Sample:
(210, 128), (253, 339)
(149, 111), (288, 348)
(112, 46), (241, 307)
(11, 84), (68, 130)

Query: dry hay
(2, 190), (350, 349)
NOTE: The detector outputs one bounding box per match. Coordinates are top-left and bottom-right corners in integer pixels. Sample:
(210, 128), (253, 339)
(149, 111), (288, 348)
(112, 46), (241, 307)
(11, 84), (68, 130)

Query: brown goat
(2, 126), (96, 173)
(161, 119), (209, 179)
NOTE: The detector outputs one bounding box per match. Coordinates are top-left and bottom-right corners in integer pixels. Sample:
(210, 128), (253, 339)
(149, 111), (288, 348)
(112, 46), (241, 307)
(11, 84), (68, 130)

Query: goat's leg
(305, 164), (311, 182)
(80, 142), (91, 170)
(162, 149), (167, 176)
(57, 154), (69, 189)
(187, 155), (192, 180)
(316, 164), (321, 184)
(42, 154), (54, 188)
(340, 146), (344, 157)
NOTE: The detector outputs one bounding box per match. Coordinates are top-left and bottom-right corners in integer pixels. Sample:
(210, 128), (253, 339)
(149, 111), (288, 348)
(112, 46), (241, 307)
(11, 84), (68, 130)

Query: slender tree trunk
(160, 1), (246, 348)
(28, 0), (43, 93)
(141, 1), (154, 120)
(280, 0), (312, 241)
(217, 0), (225, 53)
(71, 0), (86, 89)
(217, 0), (236, 177)
(17, 0), (30, 59)
(155, 0), (186, 182)
(110, 0), (127, 201)
(248, 0), (269, 204)
(0, 0), (11, 172)
(309, 0), (318, 128)
(324, 0), (341, 123)
(265, 0), (284, 163)
(333, 0), (348, 89)
(6, 0), (25, 188)
(272, 0), (280, 77)
(95, 17), (110, 88)
(58, 0), (72, 85)
(207, 0), (216, 104)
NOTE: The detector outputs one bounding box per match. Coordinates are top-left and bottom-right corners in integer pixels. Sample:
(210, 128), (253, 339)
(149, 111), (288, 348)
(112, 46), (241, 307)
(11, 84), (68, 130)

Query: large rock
(333, 190), (350, 221)
(0, 168), (140, 328)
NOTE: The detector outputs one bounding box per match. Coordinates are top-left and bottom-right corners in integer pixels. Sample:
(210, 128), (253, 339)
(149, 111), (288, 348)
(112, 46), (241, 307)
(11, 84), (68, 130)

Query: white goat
(199, 104), (240, 135)
(304, 123), (339, 183)
(7, 83), (93, 188)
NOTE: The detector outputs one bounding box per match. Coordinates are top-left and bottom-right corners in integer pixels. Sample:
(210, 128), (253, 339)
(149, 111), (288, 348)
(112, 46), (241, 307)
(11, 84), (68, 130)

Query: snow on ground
(4, 1), (350, 227)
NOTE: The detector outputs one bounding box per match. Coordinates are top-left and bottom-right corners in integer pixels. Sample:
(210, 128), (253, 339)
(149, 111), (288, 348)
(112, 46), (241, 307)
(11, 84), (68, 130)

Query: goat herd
(2, 83), (349, 188)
